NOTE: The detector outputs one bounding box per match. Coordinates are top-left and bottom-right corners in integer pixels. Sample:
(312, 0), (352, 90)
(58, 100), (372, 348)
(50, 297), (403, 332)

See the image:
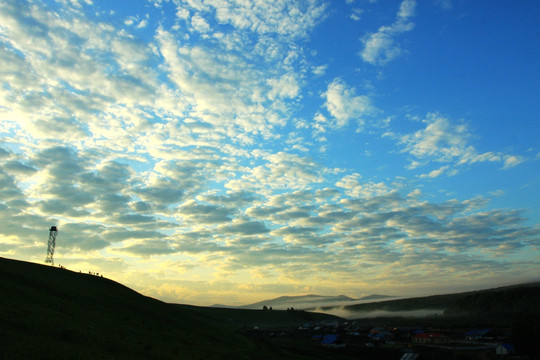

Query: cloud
(360, 0), (416, 65)
(177, 199), (233, 224)
(191, 14), (211, 33)
(136, 19), (148, 29)
(191, 0), (328, 39)
(350, 8), (363, 21)
(3, 160), (37, 176)
(0, 0), (159, 148)
(434, 0), (453, 11)
(502, 155), (524, 169)
(155, 28), (291, 140)
(397, 113), (521, 176)
(53, 223), (110, 251)
(336, 174), (392, 198)
(322, 79), (375, 130)
(225, 152), (323, 192)
(219, 220), (270, 235)
(267, 74), (300, 100)
(119, 240), (177, 257)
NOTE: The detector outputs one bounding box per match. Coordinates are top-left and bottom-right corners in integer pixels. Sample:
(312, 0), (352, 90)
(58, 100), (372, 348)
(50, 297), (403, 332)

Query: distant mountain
(358, 294), (395, 301)
(237, 293), (396, 310)
(210, 303), (235, 308)
(239, 294), (357, 310)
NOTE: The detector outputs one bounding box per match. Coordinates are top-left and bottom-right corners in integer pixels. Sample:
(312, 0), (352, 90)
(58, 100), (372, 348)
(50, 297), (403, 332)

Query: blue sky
(1, 0), (539, 306)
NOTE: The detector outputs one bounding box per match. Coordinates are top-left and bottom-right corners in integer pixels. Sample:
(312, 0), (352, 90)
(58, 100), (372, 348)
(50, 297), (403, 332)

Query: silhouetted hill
(238, 293), (395, 311)
(357, 294), (394, 301)
(0, 257), (341, 359)
(239, 294), (357, 310)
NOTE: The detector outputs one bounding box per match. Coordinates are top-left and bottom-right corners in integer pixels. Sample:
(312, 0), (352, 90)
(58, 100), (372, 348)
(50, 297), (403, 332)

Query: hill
(357, 294), (394, 301)
(343, 282), (540, 326)
(239, 294), (356, 310)
(0, 257), (341, 359)
(237, 294), (395, 311)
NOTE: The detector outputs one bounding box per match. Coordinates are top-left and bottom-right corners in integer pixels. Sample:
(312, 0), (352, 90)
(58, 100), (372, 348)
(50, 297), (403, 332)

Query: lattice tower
(45, 226), (58, 265)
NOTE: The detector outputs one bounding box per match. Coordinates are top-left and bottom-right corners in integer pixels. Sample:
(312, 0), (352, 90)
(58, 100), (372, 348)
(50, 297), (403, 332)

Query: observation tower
(45, 226), (58, 265)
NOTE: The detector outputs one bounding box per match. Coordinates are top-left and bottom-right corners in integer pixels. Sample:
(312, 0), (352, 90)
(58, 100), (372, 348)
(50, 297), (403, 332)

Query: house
(320, 334), (346, 348)
(465, 329), (491, 341)
(495, 343), (515, 355)
(369, 330), (394, 342)
(412, 332), (451, 344)
(321, 334), (339, 345)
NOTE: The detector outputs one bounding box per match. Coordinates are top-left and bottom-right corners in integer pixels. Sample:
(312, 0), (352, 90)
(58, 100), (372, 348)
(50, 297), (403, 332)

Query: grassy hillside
(344, 282), (540, 327)
(0, 257), (340, 360)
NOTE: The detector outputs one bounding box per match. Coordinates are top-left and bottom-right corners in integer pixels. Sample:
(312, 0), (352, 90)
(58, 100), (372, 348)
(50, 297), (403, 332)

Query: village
(245, 315), (520, 360)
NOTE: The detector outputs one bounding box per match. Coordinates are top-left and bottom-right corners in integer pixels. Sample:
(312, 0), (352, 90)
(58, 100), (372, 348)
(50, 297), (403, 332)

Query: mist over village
(1, 0), (540, 358)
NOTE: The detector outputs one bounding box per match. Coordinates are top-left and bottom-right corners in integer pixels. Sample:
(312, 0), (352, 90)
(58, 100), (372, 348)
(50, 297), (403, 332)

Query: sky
(1, 0), (540, 306)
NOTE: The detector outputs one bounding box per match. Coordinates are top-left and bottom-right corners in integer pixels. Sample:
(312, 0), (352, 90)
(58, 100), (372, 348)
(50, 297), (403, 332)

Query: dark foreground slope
(0, 257), (339, 360)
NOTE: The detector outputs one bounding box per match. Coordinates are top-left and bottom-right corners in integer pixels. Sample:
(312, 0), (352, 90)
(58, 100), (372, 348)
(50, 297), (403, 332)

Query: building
(465, 329), (491, 341)
(412, 332), (451, 344)
(369, 330), (395, 343)
(495, 343), (515, 355)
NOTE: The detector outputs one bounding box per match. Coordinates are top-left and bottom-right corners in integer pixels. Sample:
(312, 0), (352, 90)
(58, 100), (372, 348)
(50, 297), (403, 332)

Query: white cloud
(176, 7), (190, 20)
(350, 8), (363, 21)
(191, 14), (211, 33)
(398, 113), (522, 176)
(312, 64), (327, 76)
(336, 174), (392, 198)
(361, 30), (402, 65)
(434, 0), (453, 11)
(267, 74), (299, 100)
(323, 78), (375, 129)
(398, 0), (416, 19)
(136, 19), (148, 29)
(360, 0), (416, 65)
(400, 115), (472, 161)
(203, 0), (328, 38)
(155, 28), (297, 140)
(502, 155), (524, 169)
(419, 165), (449, 178)
(225, 152), (323, 192)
